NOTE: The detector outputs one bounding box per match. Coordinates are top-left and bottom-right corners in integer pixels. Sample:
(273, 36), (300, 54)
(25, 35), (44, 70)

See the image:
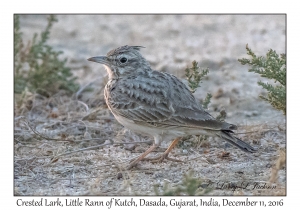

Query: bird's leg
(144, 137), (183, 163)
(127, 144), (159, 169)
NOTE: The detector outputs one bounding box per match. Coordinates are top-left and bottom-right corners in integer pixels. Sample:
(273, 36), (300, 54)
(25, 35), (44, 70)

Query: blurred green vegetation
(238, 44), (286, 115)
(14, 15), (79, 96)
(185, 60), (209, 93)
(154, 170), (211, 196)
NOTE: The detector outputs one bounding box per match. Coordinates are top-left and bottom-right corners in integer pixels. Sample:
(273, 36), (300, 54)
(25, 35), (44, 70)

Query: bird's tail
(216, 130), (257, 153)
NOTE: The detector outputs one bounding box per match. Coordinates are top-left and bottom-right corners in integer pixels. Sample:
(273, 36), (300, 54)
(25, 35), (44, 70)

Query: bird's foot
(126, 137), (183, 169)
(143, 153), (183, 163)
(145, 137), (183, 163)
(126, 144), (158, 169)
(127, 152), (182, 169)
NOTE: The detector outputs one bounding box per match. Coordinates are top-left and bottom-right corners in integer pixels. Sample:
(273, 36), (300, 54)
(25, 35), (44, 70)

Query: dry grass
(14, 88), (286, 195)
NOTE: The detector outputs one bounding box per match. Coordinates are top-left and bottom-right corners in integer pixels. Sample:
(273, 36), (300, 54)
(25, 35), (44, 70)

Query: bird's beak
(87, 56), (109, 65)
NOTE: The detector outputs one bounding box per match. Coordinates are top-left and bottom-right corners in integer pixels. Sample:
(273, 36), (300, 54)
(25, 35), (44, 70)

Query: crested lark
(88, 45), (256, 169)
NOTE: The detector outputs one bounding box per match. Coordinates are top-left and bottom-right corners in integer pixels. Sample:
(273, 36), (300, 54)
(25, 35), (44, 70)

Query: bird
(88, 45), (256, 169)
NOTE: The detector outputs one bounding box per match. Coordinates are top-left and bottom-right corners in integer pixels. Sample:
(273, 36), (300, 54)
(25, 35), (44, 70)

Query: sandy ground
(14, 14), (286, 196)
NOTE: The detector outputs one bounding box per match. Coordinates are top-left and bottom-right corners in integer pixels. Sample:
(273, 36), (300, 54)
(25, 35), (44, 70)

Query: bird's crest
(107, 45), (145, 56)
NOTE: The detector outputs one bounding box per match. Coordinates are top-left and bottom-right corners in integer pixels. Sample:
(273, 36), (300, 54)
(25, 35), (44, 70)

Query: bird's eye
(120, 57), (128, 63)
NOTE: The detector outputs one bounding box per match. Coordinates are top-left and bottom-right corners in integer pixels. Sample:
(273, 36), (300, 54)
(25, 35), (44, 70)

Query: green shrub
(154, 171), (211, 196)
(14, 15), (79, 96)
(238, 44), (286, 115)
(185, 60), (209, 93)
(185, 60), (213, 109)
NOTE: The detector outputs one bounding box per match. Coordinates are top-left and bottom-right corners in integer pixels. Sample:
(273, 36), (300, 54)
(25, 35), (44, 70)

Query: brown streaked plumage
(88, 45), (256, 169)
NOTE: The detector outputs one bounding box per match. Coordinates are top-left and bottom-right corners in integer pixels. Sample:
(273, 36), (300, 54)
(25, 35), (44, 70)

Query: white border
(2, 0), (298, 208)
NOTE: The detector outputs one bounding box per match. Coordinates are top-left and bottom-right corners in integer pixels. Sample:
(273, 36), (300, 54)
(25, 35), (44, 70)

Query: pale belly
(113, 113), (185, 137)
(113, 112), (211, 137)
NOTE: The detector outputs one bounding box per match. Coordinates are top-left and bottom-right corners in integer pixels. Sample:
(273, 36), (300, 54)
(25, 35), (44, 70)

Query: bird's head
(88, 45), (151, 79)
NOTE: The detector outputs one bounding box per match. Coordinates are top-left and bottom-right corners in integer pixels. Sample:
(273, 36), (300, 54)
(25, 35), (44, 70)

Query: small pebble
(117, 172), (123, 179)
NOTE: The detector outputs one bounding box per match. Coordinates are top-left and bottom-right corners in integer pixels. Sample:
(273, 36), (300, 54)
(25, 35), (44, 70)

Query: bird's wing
(107, 71), (235, 131)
